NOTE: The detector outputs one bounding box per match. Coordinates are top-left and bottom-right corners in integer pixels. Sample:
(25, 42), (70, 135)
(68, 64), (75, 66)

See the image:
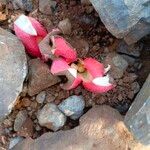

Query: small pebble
(46, 93), (56, 103)
(27, 107), (32, 111)
(58, 95), (85, 120)
(39, 0), (57, 15)
(12, 0), (33, 11)
(17, 118), (34, 137)
(58, 18), (72, 35)
(14, 110), (28, 132)
(131, 82), (140, 94)
(22, 97), (31, 107)
(37, 103), (66, 131)
(85, 6), (94, 14)
(36, 91), (46, 104)
(3, 118), (13, 127)
(30, 101), (38, 109)
(104, 53), (128, 79)
(128, 91), (135, 99)
(81, 0), (91, 5)
(35, 125), (42, 131)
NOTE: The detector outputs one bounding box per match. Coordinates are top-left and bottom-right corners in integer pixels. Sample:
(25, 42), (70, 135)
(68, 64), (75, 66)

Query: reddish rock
(14, 110), (34, 138)
(17, 118), (34, 138)
(27, 59), (60, 96)
(21, 98), (31, 107)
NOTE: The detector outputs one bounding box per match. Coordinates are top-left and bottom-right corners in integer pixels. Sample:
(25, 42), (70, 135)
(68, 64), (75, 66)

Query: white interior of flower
(92, 74), (112, 86)
(14, 14), (37, 36)
(68, 68), (77, 78)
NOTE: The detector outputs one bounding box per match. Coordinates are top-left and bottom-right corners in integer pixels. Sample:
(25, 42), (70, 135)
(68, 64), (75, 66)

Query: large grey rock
(58, 95), (85, 120)
(90, 0), (150, 44)
(12, 105), (142, 150)
(0, 28), (27, 120)
(37, 103), (66, 131)
(125, 74), (150, 145)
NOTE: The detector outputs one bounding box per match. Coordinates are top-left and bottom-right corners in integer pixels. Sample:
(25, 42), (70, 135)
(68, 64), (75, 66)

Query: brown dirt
(0, 0), (150, 149)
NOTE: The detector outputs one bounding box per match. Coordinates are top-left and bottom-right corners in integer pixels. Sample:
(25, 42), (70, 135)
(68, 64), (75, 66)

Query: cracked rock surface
(0, 27), (27, 120)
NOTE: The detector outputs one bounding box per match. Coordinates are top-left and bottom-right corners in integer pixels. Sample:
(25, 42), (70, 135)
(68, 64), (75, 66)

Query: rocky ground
(0, 0), (150, 149)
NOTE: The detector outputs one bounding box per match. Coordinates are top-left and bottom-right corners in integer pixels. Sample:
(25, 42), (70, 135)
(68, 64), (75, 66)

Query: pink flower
(14, 14), (47, 58)
(51, 58), (82, 90)
(39, 31), (77, 63)
(81, 58), (114, 93)
(51, 35), (77, 63)
(50, 57), (114, 93)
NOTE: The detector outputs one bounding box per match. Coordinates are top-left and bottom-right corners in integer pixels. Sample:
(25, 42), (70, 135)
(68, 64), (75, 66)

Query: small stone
(112, 55), (128, 70)
(58, 18), (72, 35)
(36, 91), (46, 104)
(30, 102), (38, 109)
(12, 0), (33, 12)
(17, 118), (34, 137)
(81, 0), (91, 5)
(39, 0), (57, 15)
(27, 107), (32, 111)
(27, 59), (60, 96)
(22, 97), (31, 107)
(58, 95), (85, 119)
(9, 136), (24, 149)
(46, 93), (56, 103)
(128, 91), (135, 99)
(37, 103), (66, 131)
(131, 82), (140, 94)
(85, 6), (94, 14)
(35, 125), (42, 131)
(3, 118), (13, 127)
(14, 110), (28, 132)
(104, 53), (128, 79)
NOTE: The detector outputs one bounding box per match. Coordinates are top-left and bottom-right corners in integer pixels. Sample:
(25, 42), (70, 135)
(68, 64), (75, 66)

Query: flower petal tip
(14, 14), (47, 58)
(53, 36), (77, 63)
(50, 58), (69, 75)
(82, 75), (114, 93)
(83, 58), (105, 77)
